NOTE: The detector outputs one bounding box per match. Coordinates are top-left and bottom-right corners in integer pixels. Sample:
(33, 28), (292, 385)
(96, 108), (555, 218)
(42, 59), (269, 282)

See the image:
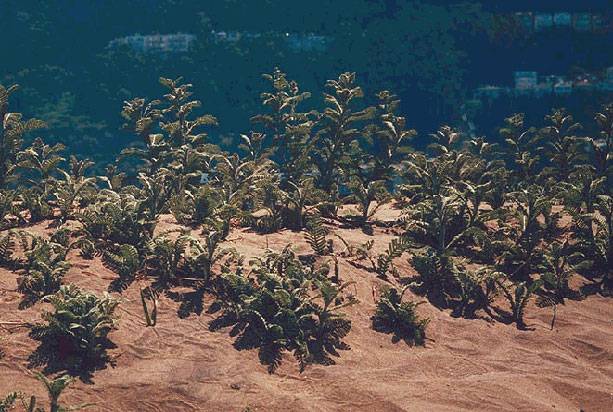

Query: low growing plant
(30, 285), (119, 369)
(372, 286), (429, 346)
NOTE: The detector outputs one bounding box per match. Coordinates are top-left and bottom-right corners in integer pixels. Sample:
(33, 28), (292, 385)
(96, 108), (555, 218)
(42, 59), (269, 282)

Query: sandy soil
(0, 208), (612, 412)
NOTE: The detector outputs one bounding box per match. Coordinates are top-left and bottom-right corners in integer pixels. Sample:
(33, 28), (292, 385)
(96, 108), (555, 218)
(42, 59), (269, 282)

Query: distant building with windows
(108, 33), (196, 53)
(474, 67), (613, 100)
(285, 33), (330, 52)
(514, 71), (538, 91)
(475, 85), (509, 99)
(210, 30), (330, 52)
(514, 11), (611, 32)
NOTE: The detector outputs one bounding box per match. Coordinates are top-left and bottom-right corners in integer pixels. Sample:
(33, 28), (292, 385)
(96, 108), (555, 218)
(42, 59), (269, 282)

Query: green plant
(0, 372), (87, 412)
(17, 234), (71, 304)
(366, 90), (416, 182)
(216, 246), (354, 373)
(539, 109), (583, 183)
(184, 230), (236, 283)
(249, 175), (284, 234)
(301, 280), (357, 366)
(410, 247), (463, 306)
(144, 233), (193, 284)
(251, 68), (317, 184)
(19, 189), (55, 223)
(169, 185), (231, 231)
(499, 113), (542, 185)
(454, 268), (502, 317)
(400, 153), (451, 201)
(574, 195), (613, 293)
(372, 286), (429, 346)
(16, 138), (65, 195)
(496, 279), (543, 329)
(346, 177), (390, 226)
(538, 240), (581, 303)
(140, 286), (158, 327)
(496, 186), (555, 279)
(31, 284), (118, 368)
(283, 178), (324, 230)
(137, 171), (173, 223)
(53, 157), (97, 221)
(103, 244), (142, 283)
(72, 237), (96, 260)
(214, 153), (271, 208)
(402, 193), (469, 254)
(121, 77), (217, 175)
(428, 125), (462, 156)
(0, 190), (18, 229)
(305, 215), (331, 256)
(77, 191), (153, 247)
(0, 84), (46, 189)
(590, 103), (612, 183)
(34, 373), (75, 412)
(355, 237), (410, 279)
(0, 392), (19, 412)
(313, 72), (374, 198)
(0, 230), (16, 267)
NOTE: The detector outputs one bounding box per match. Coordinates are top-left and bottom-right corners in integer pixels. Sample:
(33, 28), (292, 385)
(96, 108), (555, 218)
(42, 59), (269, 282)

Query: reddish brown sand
(1, 209), (612, 412)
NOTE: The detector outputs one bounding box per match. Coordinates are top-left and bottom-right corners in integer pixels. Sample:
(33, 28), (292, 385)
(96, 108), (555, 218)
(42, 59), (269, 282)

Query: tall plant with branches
(313, 72), (375, 205)
(251, 68), (317, 184)
(0, 84), (47, 189)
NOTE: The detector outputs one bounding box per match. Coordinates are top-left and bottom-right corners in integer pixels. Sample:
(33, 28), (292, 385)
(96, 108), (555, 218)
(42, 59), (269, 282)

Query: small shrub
(372, 286), (429, 346)
(496, 279), (543, 329)
(214, 246), (355, 372)
(0, 372), (85, 412)
(31, 285), (118, 369)
(17, 234), (71, 304)
(305, 215), (331, 256)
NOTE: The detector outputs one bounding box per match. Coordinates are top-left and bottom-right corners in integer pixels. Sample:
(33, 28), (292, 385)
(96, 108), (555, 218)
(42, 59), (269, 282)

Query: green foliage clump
(372, 286), (429, 346)
(354, 237), (410, 279)
(496, 279), (543, 329)
(305, 215), (331, 256)
(103, 243), (142, 290)
(0, 372), (85, 412)
(30, 285), (118, 369)
(213, 246), (356, 372)
(17, 233), (71, 306)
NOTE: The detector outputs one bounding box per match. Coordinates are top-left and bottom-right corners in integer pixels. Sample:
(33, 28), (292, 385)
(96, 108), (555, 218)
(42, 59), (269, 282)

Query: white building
(108, 33), (196, 53)
(514, 71), (538, 91)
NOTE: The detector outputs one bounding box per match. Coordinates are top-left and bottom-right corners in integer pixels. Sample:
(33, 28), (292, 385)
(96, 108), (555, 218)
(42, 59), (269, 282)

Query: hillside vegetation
(0, 72), (611, 411)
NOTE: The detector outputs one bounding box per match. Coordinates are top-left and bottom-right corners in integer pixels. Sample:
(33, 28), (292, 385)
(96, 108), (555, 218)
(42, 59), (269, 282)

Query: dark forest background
(1, 0), (612, 168)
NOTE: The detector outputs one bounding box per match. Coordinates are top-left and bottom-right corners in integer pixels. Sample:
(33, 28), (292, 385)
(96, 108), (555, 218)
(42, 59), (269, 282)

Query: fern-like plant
(300, 280), (357, 367)
(0, 84), (46, 189)
(0, 230), (16, 268)
(305, 215), (331, 256)
(184, 230), (235, 283)
(216, 246), (354, 373)
(0, 392), (19, 412)
(103, 244), (142, 291)
(17, 234), (71, 304)
(346, 177), (390, 226)
(31, 284), (118, 369)
(496, 279), (543, 329)
(34, 372), (76, 412)
(372, 286), (429, 346)
(538, 240), (581, 303)
(0, 372), (87, 412)
(140, 286), (158, 327)
(352, 237), (410, 279)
